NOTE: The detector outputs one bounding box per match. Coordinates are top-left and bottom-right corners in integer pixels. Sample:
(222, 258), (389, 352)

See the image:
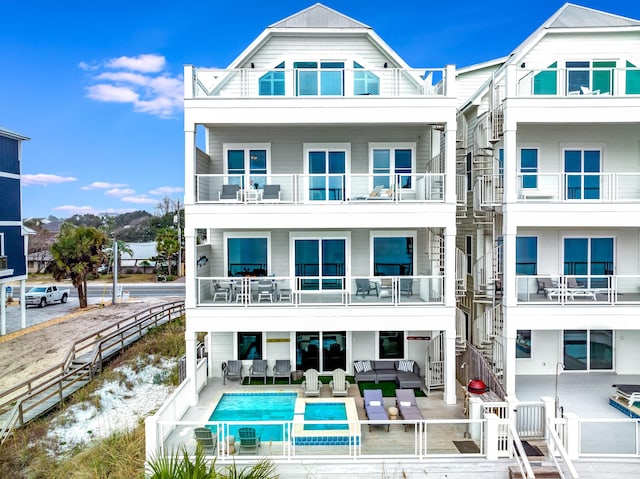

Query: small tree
(48, 223), (107, 308)
(156, 228), (179, 277)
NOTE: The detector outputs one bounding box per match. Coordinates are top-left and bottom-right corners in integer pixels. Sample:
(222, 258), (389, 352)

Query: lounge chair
(237, 427), (261, 454)
(395, 388), (424, 431)
(302, 368), (322, 397)
(329, 368), (350, 397)
(219, 184), (241, 201)
(194, 427), (217, 455)
(613, 384), (640, 407)
(262, 184), (281, 201)
(249, 359), (268, 384)
(355, 278), (378, 298)
(273, 359), (292, 384)
(222, 360), (242, 385)
(363, 389), (389, 431)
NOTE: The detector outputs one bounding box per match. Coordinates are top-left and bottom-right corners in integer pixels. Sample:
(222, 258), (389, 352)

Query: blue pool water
(208, 392), (296, 441)
(303, 402), (348, 431)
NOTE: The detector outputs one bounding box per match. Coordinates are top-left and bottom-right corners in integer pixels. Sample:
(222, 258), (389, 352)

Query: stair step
(508, 465), (561, 478)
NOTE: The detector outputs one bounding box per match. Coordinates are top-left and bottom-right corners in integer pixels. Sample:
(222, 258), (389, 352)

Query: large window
(379, 331), (405, 359)
(563, 330), (612, 371)
(354, 61), (379, 95)
(533, 62), (557, 95)
(373, 235), (414, 276)
(295, 61), (344, 96)
(295, 238), (345, 290)
(238, 332), (262, 360)
(520, 148), (538, 189)
(626, 61), (640, 94)
(227, 237), (268, 277)
(259, 62), (285, 96)
(564, 149), (600, 200)
(516, 330), (531, 359)
(371, 143), (415, 190)
(296, 331), (346, 371)
(516, 236), (537, 275)
(566, 60), (615, 94)
(224, 145), (269, 189)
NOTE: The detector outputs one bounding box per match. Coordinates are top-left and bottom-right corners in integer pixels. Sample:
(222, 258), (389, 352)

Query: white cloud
(53, 205), (98, 214)
(149, 186), (184, 195)
(23, 174), (77, 186)
(82, 54), (182, 118)
(122, 195), (158, 205)
(106, 54), (166, 73)
(82, 181), (128, 190)
(105, 188), (135, 197)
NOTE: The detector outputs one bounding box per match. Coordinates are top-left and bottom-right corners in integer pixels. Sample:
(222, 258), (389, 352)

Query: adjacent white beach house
(148, 2), (640, 474)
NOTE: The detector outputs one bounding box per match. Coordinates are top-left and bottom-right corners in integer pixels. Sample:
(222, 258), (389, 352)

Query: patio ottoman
(396, 373), (422, 390)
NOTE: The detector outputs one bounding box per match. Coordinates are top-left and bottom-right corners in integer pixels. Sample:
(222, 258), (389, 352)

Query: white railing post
(469, 396), (483, 441)
(541, 396), (555, 439)
(564, 412), (580, 460)
(485, 413), (499, 460)
(145, 415), (159, 463)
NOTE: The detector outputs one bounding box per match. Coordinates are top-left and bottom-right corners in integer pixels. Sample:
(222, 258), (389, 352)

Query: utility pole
(174, 209), (182, 277)
(112, 236), (118, 304)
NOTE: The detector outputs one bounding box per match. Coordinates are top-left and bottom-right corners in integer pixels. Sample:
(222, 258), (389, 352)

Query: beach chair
(395, 388), (424, 431)
(302, 368), (322, 397)
(222, 360), (242, 385)
(329, 368), (350, 397)
(273, 359), (292, 384)
(194, 427), (217, 455)
(237, 427), (261, 454)
(364, 389), (389, 431)
(249, 359), (268, 384)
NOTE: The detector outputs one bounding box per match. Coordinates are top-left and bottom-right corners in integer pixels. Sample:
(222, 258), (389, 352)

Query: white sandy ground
(47, 357), (176, 453)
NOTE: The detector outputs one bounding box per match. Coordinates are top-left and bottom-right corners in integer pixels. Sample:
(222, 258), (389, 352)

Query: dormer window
(295, 61), (344, 96)
(354, 62), (379, 95)
(259, 62), (285, 96)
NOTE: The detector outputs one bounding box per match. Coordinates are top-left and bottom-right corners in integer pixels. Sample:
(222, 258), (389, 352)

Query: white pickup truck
(25, 285), (70, 308)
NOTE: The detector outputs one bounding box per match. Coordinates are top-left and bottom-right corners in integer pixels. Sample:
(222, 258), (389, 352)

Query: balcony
(196, 275), (444, 307)
(195, 174), (446, 204)
(187, 66), (449, 99)
(517, 173), (640, 203)
(516, 275), (640, 305)
(516, 66), (640, 97)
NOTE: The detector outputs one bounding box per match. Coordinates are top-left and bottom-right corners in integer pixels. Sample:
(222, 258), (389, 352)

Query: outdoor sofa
(353, 360), (422, 389)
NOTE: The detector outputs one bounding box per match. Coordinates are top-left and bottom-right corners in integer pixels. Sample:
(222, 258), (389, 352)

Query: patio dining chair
(222, 360), (242, 385)
(219, 184), (241, 201)
(262, 184), (281, 201)
(355, 278), (378, 298)
(273, 359), (292, 384)
(399, 278), (413, 296)
(194, 427), (217, 455)
(249, 359), (268, 384)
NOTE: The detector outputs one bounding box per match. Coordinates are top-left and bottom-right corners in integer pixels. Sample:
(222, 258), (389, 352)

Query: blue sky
(2, 1), (639, 219)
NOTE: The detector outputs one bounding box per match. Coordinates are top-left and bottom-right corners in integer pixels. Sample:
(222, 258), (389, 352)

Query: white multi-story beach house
(457, 2), (640, 397)
(182, 3), (459, 405)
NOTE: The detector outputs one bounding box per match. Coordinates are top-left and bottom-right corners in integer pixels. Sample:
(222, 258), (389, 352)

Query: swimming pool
(208, 392), (297, 441)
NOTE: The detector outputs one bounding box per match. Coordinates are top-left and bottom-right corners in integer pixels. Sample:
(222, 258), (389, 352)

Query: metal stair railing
(0, 300), (185, 445)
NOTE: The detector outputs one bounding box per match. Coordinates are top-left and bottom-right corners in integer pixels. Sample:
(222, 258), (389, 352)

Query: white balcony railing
(516, 275), (640, 305)
(196, 275), (444, 307)
(195, 173), (446, 204)
(517, 172), (640, 203)
(516, 66), (640, 97)
(474, 175), (503, 209)
(188, 66), (449, 99)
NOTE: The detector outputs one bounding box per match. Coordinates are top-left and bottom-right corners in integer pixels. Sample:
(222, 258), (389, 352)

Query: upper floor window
(295, 61), (344, 96)
(259, 62), (285, 96)
(370, 143), (415, 190)
(516, 236), (537, 275)
(354, 62), (379, 95)
(626, 61), (640, 94)
(567, 60), (616, 95)
(224, 144), (269, 189)
(520, 148), (538, 189)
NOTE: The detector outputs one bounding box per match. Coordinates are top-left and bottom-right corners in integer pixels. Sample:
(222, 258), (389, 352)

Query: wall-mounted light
(251, 63), (255, 69)
(520, 62), (526, 68)
(384, 62), (388, 68)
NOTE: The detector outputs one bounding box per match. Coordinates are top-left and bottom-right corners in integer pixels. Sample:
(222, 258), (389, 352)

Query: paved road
(3, 283), (185, 336)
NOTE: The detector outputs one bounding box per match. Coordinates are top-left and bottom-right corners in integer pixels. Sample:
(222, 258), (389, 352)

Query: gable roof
(269, 3), (369, 29)
(0, 127), (29, 141)
(548, 3), (640, 29)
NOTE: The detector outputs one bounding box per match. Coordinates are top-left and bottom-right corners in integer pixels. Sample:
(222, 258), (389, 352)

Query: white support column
(184, 229), (196, 310)
(564, 412), (580, 460)
(485, 413), (499, 460)
(469, 396), (483, 441)
(444, 228), (456, 308)
(444, 325), (457, 405)
(184, 127), (196, 205)
(445, 121), (457, 205)
(541, 396), (555, 439)
(20, 279), (26, 329)
(185, 331), (198, 406)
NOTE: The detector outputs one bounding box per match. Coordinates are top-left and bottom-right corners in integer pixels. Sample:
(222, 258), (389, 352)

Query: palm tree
(156, 228), (179, 277)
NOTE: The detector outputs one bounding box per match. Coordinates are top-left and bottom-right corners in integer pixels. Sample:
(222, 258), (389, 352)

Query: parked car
(97, 264), (109, 274)
(25, 285), (70, 307)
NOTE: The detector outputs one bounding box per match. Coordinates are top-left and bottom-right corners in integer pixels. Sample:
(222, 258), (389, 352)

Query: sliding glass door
(563, 330), (613, 371)
(308, 150), (346, 201)
(295, 239), (345, 290)
(563, 237), (613, 288)
(296, 331), (346, 372)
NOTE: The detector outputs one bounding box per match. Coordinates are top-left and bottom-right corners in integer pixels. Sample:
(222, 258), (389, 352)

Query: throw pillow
(354, 361), (364, 373)
(400, 401), (412, 407)
(398, 360), (414, 372)
(369, 400), (381, 406)
(362, 360), (372, 372)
